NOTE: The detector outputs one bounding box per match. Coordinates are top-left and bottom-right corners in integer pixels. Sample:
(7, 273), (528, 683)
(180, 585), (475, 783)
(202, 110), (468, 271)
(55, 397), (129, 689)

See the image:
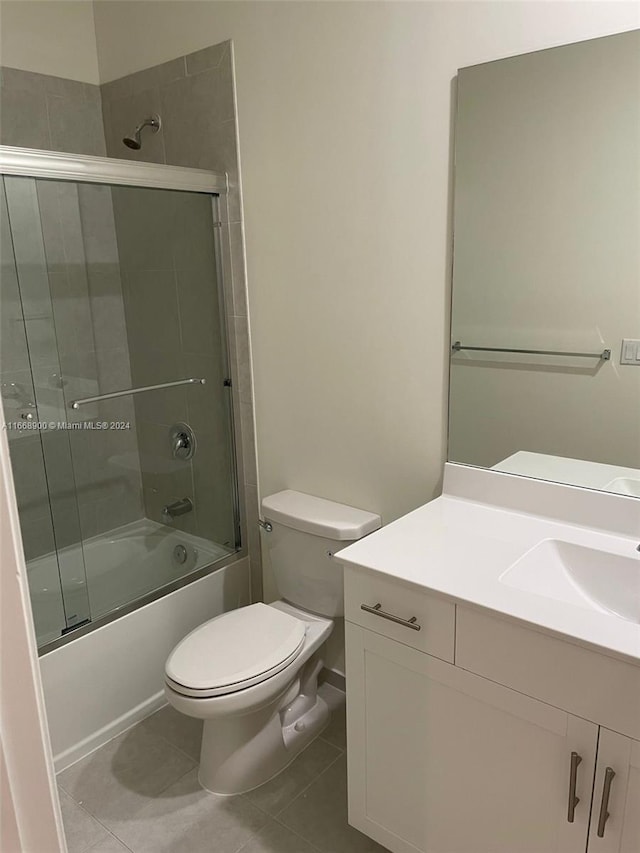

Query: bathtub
(39, 553), (250, 771)
(28, 518), (233, 647)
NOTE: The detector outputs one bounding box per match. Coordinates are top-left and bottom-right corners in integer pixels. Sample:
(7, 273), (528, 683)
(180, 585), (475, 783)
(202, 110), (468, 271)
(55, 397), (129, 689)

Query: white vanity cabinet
(589, 731), (640, 853)
(344, 568), (640, 853)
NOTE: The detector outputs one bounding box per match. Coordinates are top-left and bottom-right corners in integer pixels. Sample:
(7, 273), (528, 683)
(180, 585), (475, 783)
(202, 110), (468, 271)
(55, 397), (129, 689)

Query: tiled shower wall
(0, 67), (143, 556)
(110, 185), (236, 546)
(0, 43), (261, 592)
(100, 41), (261, 596)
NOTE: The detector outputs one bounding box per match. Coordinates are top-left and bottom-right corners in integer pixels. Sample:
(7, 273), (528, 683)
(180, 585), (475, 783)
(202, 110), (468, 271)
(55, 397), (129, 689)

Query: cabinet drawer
(457, 606), (640, 741)
(344, 566), (455, 662)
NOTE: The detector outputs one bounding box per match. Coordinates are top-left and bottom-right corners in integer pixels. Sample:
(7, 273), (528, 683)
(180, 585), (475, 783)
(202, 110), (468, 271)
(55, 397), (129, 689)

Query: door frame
(0, 400), (67, 852)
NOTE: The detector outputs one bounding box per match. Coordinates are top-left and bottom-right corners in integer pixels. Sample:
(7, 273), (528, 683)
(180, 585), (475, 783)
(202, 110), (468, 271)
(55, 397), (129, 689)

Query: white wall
(92, 1), (639, 536)
(0, 0), (100, 82)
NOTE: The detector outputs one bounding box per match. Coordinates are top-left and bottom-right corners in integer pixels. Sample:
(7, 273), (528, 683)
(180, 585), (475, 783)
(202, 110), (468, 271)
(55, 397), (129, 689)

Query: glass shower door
(2, 165), (239, 647)
(67, 182), (238, 617)
(1, 176), (91, 645)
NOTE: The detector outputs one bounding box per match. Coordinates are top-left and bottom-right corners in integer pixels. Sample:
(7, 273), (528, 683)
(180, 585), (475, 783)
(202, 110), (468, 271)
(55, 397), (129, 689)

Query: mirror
(448, 29), (640, 497)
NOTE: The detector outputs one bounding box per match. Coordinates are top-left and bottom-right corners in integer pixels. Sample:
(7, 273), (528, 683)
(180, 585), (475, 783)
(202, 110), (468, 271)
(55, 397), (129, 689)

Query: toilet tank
(261, 490), (381, 618)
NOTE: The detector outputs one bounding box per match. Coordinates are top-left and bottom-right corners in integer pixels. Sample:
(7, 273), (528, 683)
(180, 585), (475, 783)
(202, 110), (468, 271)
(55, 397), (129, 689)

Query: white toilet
(164, 490), (381, 795)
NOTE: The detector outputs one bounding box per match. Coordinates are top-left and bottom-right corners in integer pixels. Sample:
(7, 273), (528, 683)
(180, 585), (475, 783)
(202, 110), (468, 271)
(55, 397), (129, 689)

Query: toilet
(164, 489), (381, 795)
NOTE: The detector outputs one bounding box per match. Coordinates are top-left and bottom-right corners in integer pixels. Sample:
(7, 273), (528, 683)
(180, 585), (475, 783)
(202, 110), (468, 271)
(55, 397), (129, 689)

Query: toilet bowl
(164, 490), (381, 795)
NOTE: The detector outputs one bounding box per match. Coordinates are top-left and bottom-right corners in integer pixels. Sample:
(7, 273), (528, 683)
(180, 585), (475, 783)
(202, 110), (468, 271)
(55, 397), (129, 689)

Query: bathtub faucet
(161, 497), (194, 523)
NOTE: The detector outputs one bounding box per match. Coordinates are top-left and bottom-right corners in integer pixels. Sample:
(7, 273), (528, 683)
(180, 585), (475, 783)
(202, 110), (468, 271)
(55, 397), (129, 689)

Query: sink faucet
(162, 497), (193, 523)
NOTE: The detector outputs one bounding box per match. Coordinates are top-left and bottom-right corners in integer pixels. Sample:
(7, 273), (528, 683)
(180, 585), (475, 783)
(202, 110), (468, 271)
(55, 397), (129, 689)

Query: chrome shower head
(122, 115), (161, 150)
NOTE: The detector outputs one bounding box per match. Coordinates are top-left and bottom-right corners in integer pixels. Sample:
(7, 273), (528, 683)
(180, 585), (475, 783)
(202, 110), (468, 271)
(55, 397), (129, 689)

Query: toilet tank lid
(261, 490), (381, 540)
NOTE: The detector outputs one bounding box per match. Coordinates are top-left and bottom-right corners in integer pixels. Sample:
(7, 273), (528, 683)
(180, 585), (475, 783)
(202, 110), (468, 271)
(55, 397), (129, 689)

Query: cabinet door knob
(596, 767), (616, 838)
(360, 602), (421, 631)
(567, 751), (582, 822)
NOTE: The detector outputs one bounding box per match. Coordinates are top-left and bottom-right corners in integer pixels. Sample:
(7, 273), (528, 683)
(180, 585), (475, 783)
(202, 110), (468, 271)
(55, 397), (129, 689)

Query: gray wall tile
(231, 315), (253, 405)
(101, 56), (186, 103)
(0, 66), (104, 156)
(229, 222), (248, 316)
(240, 401), (258, 487)
(176, 269), (222, 357)
(103, 89), (165, 163)
(0, 86), (50, 148)
(159, 71), (221, 169)
(89, 274), (130, 351)
(47, 94), (106, 156)
(185, 41), (229, 76)
(111, 185), (175, 269)
(182, 352), (227, 433)
(77, 184), (121, 273)
(124, 269), (181, 353)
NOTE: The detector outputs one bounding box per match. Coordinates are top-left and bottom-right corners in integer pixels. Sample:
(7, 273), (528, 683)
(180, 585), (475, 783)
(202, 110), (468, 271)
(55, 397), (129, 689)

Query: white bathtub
(39, 555), (250, 771)
(28, 518), (233, 646)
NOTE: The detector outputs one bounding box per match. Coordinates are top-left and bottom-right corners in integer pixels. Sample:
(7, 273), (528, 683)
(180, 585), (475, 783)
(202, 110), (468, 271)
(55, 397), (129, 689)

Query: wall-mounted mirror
(448, 29), (640, 498)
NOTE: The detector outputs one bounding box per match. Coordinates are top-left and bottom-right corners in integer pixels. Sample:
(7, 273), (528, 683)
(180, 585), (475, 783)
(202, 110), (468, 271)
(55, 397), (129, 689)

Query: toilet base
(197, 653), (329, 795)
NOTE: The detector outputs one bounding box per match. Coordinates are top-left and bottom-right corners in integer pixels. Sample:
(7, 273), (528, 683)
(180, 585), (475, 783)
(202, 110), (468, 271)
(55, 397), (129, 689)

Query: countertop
(336, 492), (640, 665)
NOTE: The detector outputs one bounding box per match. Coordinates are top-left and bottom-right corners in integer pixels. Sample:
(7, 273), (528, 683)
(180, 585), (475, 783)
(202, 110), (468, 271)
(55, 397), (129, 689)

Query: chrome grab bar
(361, 602), (421, 631)
(451, 341), (611, 361)
(70, 378), (206, 409)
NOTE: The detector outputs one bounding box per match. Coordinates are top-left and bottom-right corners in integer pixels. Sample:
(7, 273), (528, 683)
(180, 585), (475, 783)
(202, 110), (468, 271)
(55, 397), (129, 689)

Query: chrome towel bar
(70, 378), (206, 409)
(451, 342), (611, 361)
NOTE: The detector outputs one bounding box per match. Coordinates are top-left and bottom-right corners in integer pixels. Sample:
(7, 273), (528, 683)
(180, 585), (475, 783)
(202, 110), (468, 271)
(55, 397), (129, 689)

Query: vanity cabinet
(589, 730), (640, 853)
(344, 575), (640, 853)
(346, 622), (596, 853)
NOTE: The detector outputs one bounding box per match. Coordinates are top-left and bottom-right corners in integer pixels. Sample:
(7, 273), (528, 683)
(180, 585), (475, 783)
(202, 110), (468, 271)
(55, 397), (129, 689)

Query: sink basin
(604, 477), (640, 498)
(500, 539), (640, 624)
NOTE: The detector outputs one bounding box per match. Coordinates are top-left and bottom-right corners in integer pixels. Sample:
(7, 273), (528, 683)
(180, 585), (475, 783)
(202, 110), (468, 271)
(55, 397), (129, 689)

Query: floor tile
(320, 703), (346, 751)
(278, 756), (387, 853)
(59, 788), (110, 853)
(237, 819), (319, 853)
(86, 836), (132, 853)
(138, 704), (203, 760)
(244, 737), (341, 817)
(58, 724), (196, 828)
(108, 768), (269, 853)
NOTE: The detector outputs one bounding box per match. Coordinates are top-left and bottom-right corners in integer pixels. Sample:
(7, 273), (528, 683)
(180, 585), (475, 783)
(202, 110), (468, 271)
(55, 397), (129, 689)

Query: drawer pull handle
(360, 603), (421, 631)
(596, 767), (615, 838)
(567, 751), (582, 822)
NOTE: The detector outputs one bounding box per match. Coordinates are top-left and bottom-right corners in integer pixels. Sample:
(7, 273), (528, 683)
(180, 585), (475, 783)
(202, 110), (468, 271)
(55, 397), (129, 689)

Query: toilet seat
(165, 603), (306, 698)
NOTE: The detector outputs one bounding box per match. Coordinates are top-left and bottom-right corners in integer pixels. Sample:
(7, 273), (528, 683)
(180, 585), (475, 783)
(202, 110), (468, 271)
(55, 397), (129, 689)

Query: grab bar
(451, 342), (611, 361)
(70, 378), (206, 409)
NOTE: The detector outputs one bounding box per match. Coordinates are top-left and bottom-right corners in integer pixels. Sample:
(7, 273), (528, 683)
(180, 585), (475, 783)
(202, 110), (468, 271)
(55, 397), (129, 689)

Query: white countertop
(494, 451), (640, 497)
(336, 489), (640, 665)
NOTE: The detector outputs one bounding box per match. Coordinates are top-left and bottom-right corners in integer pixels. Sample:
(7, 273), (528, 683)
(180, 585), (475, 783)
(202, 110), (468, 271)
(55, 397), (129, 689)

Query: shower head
(122, 114), (161, 150)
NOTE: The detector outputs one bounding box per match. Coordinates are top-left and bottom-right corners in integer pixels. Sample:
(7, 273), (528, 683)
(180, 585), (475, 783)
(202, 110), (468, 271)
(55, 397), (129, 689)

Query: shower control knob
(169, 422), (196, 461)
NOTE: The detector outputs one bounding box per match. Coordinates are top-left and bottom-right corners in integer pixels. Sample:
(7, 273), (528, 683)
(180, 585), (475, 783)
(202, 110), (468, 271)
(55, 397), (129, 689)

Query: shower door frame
(0, 146), (227, 193)
(0, 145), (245, 654)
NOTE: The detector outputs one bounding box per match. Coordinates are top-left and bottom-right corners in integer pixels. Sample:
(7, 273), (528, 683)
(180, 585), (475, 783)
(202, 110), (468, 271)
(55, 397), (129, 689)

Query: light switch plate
(620, 339), (640, 365)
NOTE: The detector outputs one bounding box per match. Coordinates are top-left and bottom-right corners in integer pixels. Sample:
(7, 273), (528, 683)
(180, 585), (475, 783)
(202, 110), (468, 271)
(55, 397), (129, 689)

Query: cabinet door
(345, 622), (598, 853)
(588, 730), (640, 853)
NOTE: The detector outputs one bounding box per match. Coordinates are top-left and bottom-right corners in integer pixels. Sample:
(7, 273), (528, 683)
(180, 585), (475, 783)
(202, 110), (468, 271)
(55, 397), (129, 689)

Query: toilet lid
(165, 603), (306, 695)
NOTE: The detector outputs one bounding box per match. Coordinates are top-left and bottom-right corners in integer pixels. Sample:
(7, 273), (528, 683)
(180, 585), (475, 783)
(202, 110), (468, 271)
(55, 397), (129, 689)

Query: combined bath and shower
(122, 115), (161, 150)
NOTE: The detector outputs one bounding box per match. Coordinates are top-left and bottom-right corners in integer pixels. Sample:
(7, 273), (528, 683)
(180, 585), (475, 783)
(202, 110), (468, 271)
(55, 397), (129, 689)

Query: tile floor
(57, 687), (387, 853)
